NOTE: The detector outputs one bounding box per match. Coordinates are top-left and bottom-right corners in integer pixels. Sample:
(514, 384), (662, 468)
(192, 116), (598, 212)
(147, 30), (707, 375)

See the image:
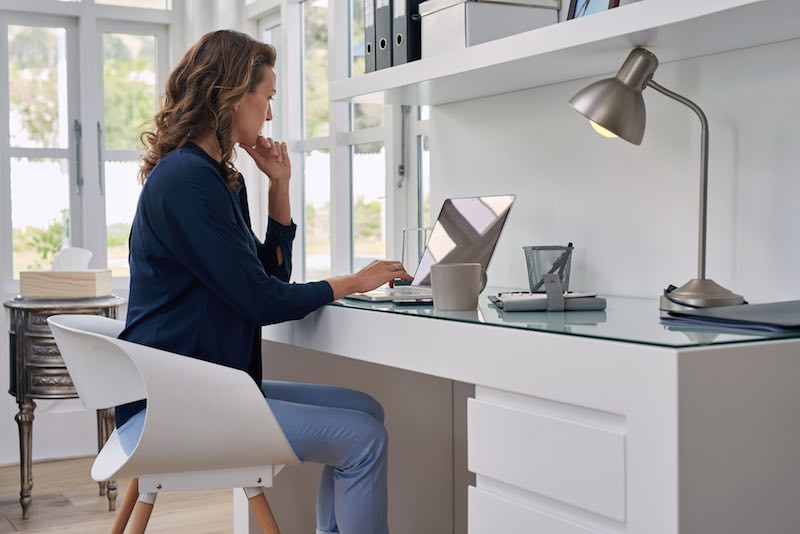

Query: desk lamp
(568, 47), (745, 311)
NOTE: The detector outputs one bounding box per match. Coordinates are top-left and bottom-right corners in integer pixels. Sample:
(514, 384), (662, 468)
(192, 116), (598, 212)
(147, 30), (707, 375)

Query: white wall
(429, 38), (800, 303)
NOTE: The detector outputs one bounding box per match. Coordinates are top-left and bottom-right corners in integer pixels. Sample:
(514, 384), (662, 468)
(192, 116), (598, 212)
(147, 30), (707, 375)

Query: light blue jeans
(262, 380), (389, 534)
(117, 380), (389, 534)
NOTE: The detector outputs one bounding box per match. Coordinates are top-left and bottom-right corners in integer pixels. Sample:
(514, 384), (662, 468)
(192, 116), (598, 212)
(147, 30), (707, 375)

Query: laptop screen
(412, 194), (516, 286)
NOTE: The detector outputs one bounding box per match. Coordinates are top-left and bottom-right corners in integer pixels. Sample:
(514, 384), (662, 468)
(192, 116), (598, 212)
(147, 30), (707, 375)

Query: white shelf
(330, 0), (800, 106)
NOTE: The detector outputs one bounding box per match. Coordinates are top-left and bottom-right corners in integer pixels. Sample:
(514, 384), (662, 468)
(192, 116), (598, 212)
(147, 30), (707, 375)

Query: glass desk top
(330, 288), (800, 348)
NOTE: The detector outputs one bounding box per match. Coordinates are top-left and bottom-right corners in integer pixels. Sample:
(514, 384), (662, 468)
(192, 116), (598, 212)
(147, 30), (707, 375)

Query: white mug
(430, 263), (488, 311)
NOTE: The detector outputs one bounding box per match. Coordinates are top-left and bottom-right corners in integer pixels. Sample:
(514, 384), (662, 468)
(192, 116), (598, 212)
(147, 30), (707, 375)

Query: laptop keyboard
(367, 285), (431, 296)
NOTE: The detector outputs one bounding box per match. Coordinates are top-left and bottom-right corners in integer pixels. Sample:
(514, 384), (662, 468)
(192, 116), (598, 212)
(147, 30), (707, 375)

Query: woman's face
(233, 66), (276, 147)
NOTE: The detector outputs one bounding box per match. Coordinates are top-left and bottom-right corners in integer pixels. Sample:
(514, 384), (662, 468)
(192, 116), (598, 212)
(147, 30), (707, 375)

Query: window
(1, 4), (176, 290)
(100, 26), (165, 277)
(245, 1), (420, 282)
(5, 21), (77, 278)
(96, 0), (171, 9)
(300, 0), (332, 279)
(302, 0), (329, 138)
(352, 142), (385, 270)
(418, 134), (430, 229)
(261, 22), (283, 141)
(303, 149), (331, 280)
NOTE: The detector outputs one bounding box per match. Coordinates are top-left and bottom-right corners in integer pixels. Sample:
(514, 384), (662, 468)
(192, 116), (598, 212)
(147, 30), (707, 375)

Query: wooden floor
(0, 457), (233, 533)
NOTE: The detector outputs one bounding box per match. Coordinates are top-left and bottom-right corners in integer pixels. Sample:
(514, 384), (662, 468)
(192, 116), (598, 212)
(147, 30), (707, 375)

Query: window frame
(246, 0), (430, 282)
(1, 12), (80, 292)
(96, 19), (169, 281)
(0, 0), (182, 295)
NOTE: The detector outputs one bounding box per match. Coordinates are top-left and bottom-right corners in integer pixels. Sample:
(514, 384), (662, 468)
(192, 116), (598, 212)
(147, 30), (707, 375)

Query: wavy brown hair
(139, 30), (276, 189)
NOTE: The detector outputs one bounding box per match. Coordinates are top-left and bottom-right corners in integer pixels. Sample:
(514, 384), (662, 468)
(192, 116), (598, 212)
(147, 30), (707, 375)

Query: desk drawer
(468, 398), (626, 521)
(469, 486), (601, 534)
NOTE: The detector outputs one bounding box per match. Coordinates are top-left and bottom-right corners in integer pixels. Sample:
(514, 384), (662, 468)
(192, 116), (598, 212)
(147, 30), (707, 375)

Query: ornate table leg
(96, 410), (107, 496)
(98, 408), (117, 511)
(15, 399), (35, 520)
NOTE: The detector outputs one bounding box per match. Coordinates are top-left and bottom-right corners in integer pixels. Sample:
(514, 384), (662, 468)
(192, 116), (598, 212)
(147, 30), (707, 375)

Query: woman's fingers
(381, 260), (412, 281)
(253, 136), (287, 162)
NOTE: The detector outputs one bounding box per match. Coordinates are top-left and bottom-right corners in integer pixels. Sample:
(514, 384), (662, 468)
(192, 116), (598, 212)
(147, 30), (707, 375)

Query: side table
(4, 295), (126, 519)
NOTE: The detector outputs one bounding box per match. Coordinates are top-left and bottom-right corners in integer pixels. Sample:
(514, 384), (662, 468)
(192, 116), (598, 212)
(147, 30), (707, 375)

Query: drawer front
(469, 486), (602, 534)
(27, 367), (77, 398)
(26, 337), (65, 367)
(468, 398), (626, 521)
(25, 307), (110, 335)
(26, 310), (55, 334)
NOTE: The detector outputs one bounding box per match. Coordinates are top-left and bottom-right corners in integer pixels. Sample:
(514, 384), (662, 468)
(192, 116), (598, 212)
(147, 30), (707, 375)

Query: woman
(116, 29), (411, 534)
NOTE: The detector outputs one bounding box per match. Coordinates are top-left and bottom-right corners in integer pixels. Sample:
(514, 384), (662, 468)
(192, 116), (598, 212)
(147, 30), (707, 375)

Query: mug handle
(479, 269), (488, 293)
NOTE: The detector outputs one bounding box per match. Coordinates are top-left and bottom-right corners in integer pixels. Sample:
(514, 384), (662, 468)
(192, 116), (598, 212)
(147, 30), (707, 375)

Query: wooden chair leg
(248, 491), (280, 534)
(110, 479), (138, 534)
(127, 493), (156, 534)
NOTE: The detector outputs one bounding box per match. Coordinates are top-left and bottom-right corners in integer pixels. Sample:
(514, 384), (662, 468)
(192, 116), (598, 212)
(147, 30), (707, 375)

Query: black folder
(375, 0), (392, 70)
(392, 0), (421, 66)
(364, 0), (376, 73)
(666, 301), (800, 332)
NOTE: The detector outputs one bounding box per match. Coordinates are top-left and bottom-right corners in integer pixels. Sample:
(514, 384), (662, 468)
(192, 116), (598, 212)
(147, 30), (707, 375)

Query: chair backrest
(48, 315), (145, 409)
(49, 314), (300, 480)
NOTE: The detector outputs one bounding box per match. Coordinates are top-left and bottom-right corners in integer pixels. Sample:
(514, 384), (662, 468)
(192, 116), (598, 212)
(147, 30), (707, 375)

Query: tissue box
(419, 0), (560, 58)
(20, 270), (113, 299)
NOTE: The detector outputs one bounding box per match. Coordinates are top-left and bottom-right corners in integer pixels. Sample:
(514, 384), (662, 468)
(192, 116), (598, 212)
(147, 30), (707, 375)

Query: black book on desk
(666, 301), (800, 332)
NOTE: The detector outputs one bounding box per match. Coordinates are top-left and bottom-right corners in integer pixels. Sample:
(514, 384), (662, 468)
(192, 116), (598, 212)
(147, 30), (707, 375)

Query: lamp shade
(568, 48), (660, 145)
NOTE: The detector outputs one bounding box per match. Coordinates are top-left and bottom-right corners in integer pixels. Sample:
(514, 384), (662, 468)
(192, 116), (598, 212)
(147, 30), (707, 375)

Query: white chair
(47, 314), (300, 534)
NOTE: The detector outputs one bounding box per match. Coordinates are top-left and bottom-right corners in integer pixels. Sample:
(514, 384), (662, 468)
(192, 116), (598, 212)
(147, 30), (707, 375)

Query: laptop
(347, 194), (516, 302)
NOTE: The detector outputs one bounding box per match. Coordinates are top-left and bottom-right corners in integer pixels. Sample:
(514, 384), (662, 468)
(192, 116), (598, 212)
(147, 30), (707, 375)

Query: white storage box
(419, 0), (560, 58)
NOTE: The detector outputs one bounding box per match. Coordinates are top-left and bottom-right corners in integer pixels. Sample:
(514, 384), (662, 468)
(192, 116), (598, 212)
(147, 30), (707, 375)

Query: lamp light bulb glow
(590, 121), (619, 138)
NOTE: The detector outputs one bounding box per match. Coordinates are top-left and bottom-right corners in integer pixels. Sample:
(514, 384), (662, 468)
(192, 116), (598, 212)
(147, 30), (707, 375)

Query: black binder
(364, 0), (376, 73)
(375, 0), (392, 70)
(392, 0), (421, 66)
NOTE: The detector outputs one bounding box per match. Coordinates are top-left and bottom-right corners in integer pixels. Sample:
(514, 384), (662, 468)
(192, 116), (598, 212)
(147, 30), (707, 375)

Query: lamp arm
(646, 79), (709, 280)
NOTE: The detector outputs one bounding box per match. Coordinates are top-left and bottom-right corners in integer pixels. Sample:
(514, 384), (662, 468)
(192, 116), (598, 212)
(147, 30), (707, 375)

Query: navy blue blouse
(115, 142), (333, 427)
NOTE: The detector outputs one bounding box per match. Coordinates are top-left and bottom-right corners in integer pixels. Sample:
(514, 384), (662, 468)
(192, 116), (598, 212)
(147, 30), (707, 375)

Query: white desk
(246, 293), (800, 534)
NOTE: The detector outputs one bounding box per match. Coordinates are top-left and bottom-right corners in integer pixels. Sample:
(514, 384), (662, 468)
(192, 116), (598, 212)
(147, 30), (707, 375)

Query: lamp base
(659, 278), (745, 312)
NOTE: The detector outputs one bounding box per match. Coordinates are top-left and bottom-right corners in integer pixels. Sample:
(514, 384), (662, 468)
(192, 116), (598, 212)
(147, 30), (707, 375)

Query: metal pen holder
(523, 242), (573, 292)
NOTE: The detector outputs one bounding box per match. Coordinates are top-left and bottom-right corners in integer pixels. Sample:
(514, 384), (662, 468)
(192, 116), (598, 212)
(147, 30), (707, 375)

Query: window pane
(419, 105), (430, 121)
(105, 161), (142, 277)
(261, 24), (283, 141)
(8, 26), (69, 149)
(304, 150), (331, 280)
(418, 134), (430, 229)
(302, 0), (329, 138)
(351, 0), (365, 76)
(352, 142), (385, 270)
(353, 104), (383, 130)
(96, 0), (170, 9)
(11, 158), (70, 278)
(103, 33), (157, 150)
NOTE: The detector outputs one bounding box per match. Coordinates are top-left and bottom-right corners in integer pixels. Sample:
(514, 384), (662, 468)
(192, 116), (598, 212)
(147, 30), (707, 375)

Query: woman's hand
(326, 260), (414, 300)
(240, 135), (291, 184)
